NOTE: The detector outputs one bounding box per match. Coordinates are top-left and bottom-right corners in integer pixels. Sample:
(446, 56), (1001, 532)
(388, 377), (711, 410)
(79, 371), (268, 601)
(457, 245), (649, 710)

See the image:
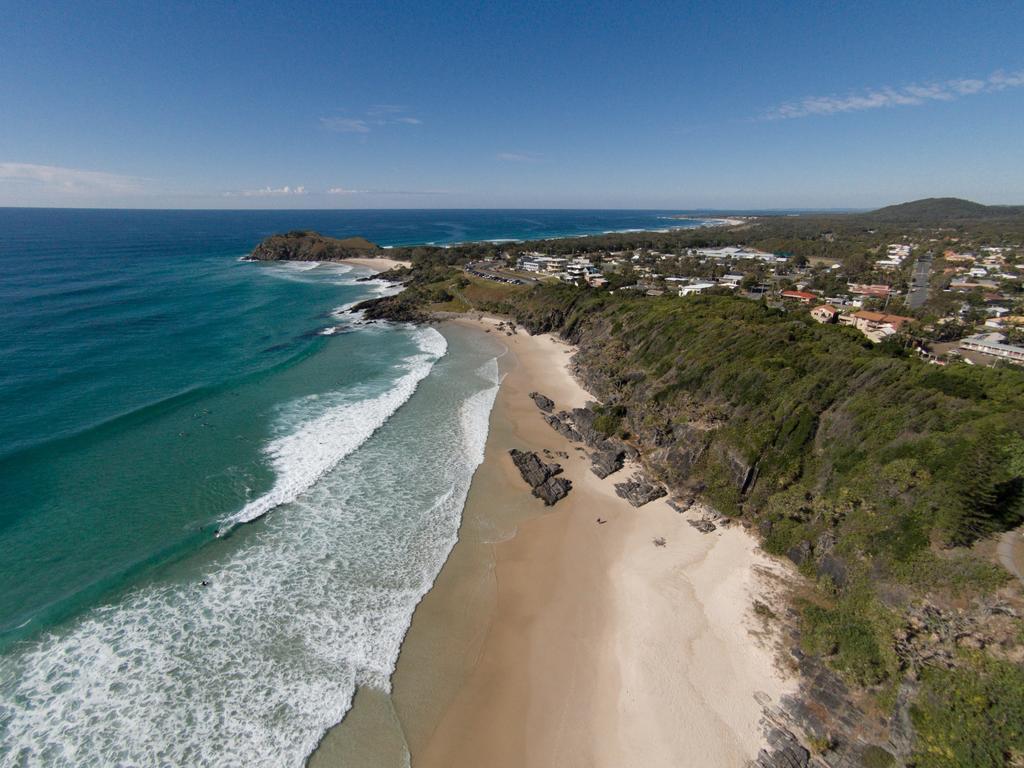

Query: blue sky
(2, 0), (1023, 209)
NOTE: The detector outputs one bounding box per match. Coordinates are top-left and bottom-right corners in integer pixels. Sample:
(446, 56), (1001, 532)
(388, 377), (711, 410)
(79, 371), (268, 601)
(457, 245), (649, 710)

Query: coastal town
(463, 223), (1024, 367)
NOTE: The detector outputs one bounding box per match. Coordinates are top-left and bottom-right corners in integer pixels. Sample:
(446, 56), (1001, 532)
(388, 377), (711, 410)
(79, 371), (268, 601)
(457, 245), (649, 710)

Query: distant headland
(244, 231), (382, 262)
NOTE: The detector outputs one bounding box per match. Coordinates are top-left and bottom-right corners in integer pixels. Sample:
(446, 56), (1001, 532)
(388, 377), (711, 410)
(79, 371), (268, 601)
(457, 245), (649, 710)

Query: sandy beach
(313, 316), (795, 768)
(340, 256), (412, 272)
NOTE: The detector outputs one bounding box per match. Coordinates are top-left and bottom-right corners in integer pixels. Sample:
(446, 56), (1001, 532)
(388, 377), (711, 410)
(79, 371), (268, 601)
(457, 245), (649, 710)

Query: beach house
(840, 310), (914, 342)
(678, 282), (716, 297)
(781, 289), (817, 303)
(811, 304), (838, 323)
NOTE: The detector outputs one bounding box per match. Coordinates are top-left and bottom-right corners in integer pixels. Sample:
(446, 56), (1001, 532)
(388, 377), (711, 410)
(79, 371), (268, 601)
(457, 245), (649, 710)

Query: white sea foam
(255, 261), (355, 284)
(331, 301), (361, 317)
(219, 327), (447, 531)
(0, 332), (501, 768)
(463, 359), (500, 461)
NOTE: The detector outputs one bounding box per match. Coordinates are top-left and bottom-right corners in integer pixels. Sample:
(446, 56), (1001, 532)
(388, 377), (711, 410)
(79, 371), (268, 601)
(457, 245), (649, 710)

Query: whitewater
(218, 326), (447, 532)
(0, 324), (501, 767)
(0, 208), (703, 767)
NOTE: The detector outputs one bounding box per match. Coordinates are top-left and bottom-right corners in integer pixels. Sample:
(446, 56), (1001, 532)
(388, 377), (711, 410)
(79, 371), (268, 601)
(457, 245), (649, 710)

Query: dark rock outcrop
(614, 473), (667, 507)
(753, 723), (810, 768)
(590, 445), (626, 478)
(713, 443), (757, 493)
(667, 497), (692, 514)
(816, 554), (848, 588)
(786, 540), (813, 567)
(529, 392), (555, 412)
(509, 449), (561, 487)
(533, 475), (573, 506)
(567, 407), (604, 447)
(688, 518), (717, 533)
(647, 423), (712, 488)
(544, 413), (582, 443)
(508, 449), (572, 506)
(246, 231), (382, 262)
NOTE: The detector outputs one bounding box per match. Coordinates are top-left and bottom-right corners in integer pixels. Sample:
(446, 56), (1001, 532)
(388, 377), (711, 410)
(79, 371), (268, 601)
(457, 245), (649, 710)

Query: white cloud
(497, 151), (543, 163)
(327, 185), (448, 196)
(0, 162), (143, 195)
(321, 107), (422, 133)
(762, 68), (1024, 120)
(320, 117), (371, 133)
(367, 104), (406, 116)
(224, 185), (307, 197)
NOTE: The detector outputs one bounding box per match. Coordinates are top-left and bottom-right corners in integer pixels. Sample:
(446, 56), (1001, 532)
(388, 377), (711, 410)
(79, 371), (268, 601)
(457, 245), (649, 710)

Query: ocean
(0, 208), (706, 766)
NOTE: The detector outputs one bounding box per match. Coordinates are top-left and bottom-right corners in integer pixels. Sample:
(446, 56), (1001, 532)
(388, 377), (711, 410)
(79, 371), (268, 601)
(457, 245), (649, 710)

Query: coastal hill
(246, 230), (382, 261)
(860, 197), (1024, 224)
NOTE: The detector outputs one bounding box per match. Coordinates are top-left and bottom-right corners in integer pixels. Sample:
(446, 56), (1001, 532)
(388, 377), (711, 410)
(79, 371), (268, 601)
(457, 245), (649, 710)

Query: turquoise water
(0, 208), (704, 766)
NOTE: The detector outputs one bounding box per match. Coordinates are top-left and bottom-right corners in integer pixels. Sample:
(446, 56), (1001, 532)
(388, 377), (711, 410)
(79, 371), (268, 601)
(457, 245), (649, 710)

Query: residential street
(906, 251), (932, 309)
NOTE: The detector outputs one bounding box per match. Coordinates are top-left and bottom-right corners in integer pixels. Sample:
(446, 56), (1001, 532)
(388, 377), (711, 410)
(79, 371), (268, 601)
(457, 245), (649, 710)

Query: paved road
(906, 252), (933, 310)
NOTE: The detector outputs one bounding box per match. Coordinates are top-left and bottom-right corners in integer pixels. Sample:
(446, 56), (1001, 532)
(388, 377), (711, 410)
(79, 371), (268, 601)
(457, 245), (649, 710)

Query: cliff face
(247, 231), (382, 261)
(560, 313), (756, 503)
(508, 290), (1024, 545)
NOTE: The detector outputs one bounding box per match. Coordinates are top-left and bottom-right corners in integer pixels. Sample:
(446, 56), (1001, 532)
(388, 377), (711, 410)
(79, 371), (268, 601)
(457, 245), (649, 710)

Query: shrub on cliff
(911, 655), (1024, 768)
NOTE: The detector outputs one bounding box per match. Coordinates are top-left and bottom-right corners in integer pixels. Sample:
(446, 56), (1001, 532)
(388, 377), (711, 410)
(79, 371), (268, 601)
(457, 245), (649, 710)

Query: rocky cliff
(499, 288), (1024, 767)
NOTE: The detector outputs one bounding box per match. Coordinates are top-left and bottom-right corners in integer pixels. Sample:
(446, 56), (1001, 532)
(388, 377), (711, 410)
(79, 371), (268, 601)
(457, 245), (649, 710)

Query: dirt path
(997, 527), (1024, 584)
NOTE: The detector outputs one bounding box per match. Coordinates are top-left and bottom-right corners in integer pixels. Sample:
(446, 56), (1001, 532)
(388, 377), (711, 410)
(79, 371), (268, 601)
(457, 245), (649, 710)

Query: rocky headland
(245, 231), (384, 262)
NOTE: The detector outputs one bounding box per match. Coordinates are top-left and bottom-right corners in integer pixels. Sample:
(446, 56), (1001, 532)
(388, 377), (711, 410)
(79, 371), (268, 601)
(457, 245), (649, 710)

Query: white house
(517, 255), (567, 273)
(960, 333), (1024, 364)
(678, 282), (717, 297)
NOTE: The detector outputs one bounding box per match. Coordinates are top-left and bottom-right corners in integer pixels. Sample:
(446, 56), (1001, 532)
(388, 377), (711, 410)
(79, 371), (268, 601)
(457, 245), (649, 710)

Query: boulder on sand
(508, 449), (572, 506)
(533, 475), (573, 506)
(614, 472), (667, 507)
(529, 392), (555, 412)
(590, 445), (626, 479)
(543, 413), (582, 443)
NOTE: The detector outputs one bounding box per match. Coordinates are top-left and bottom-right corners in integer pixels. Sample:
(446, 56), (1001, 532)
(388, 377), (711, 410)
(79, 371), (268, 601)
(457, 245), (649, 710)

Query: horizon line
(0, 204), (879, 214)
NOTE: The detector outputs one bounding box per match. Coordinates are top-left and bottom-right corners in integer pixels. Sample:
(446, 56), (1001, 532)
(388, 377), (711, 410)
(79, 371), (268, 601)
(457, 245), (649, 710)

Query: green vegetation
(488, 287), (1024, 756)
(800, 589), (898, 687)
(499, 289), (1024, 548)
(592, 404), (627, 438)
(911, 655), (1024, 767)
(865, 197), (1024, 224)
(860, 745), (898, 768)
(355, 262), (531, 321)
(247, 230), (381, 261)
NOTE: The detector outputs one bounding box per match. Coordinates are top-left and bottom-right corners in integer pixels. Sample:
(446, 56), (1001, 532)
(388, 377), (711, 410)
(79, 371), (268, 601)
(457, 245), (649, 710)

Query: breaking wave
(218, 327), (447, 532)
(0, 329), (500, 768)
